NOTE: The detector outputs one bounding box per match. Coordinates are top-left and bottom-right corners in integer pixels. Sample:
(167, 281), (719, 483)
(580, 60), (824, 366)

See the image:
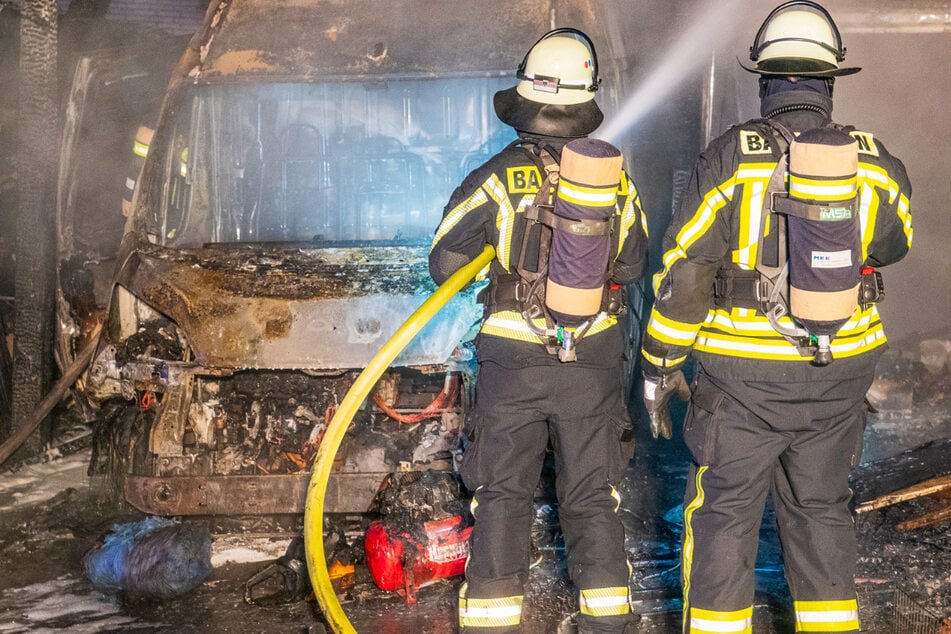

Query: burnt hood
(112, 241), (482, 371)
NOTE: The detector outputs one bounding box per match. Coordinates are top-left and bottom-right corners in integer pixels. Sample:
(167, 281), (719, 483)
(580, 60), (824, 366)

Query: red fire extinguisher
(364, 515), (471, 603)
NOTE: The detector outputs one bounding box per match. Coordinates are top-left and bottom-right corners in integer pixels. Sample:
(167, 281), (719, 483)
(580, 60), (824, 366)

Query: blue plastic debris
(83, 516), (212, 599)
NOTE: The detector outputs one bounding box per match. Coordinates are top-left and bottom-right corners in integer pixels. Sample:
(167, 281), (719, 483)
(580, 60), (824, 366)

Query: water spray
(596, 0), (751, 144)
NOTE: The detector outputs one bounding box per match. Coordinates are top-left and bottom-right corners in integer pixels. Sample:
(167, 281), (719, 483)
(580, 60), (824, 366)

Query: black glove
(643, 367), (691, 440)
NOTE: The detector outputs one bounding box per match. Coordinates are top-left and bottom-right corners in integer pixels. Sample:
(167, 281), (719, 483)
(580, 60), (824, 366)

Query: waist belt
(478, 273), (523, 313)
(713, 269), (767, 311)
(480, 274), (624, 316)
(714, 268), (884, 312)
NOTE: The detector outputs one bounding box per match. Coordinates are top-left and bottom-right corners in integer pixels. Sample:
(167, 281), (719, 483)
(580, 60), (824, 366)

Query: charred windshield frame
(143, 77), (517, 249)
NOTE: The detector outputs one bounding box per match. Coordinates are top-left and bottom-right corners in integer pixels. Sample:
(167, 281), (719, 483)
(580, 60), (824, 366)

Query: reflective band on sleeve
(689, 606), (753, 633)
(579, 586), (631, 617)
(432, 187), (489, 251)
(458, 585), (524, 628)
(641, 350), (688, 370)
(794, 599), (859, 632)
(646, 311), (700, 347)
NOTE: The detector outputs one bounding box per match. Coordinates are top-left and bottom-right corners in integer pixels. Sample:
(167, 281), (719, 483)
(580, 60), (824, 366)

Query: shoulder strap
(752, 120), (813, 348)
(753, 121), (792, 283)
(514, 143), (560, 285)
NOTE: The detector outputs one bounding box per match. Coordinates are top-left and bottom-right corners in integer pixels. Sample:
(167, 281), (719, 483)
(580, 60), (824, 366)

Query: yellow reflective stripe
(695, 325), (886, 361)
(458, 586), (524, 628)
(579, 586), (631, 617)
(858, 162), (914, 250)
(682, 465), (707, 631)
(469, 487), (481, 518)
(689, 606), (753, 633)
(736, 180), (766, 267)
(704, 306), (879, 337)
(558, 180), (618, 207)
(133, 139), (149, 158)
(735, 163), (775, 182)
(432, 187), (489, 251)
(646, 310), (700, 347)
(654, 176), (735, 295)
(897, 192), (913, 247)
(616, 177), (645, 257)
(481, 311), (616, 344)
(484, 174), (518, 271)
(610, 485), (621, 513)
(617, 169), (630, 196)
(788, 174), (857, 201)
(794, 599), (859, 632)
(641, 349), (688, 369)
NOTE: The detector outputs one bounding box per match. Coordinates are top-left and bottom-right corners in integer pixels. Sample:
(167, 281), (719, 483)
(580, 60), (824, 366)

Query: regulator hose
(303, 245), (494, 633)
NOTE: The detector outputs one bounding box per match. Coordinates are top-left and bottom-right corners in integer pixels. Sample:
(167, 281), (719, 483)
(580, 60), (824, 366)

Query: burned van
(78, 0), (645, 517)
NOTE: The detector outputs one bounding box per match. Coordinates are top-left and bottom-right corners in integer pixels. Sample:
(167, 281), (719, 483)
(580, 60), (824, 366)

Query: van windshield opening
(149, 78), (516, 248)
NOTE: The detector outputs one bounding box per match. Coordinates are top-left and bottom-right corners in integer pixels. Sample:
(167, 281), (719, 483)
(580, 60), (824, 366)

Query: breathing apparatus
(508, 137), (624, 362)
(755, 124), (864, 366)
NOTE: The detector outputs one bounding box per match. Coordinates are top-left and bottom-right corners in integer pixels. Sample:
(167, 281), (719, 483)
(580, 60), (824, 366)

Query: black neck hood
(760, 89), (834, 129)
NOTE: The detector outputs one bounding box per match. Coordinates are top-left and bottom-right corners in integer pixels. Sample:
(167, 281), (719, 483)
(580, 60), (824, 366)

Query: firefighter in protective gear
(642, 2), (912, 632)
(122, 125), (153, 217)
(430, 28), (648, 633)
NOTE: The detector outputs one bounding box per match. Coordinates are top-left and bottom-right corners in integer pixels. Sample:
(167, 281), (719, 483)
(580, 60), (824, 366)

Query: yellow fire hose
(303, 245), (494, 633)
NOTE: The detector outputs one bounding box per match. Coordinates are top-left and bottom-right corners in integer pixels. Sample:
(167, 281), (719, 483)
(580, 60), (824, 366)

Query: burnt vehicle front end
(82, 0), (638, 518)
(81, 1), (542, 517)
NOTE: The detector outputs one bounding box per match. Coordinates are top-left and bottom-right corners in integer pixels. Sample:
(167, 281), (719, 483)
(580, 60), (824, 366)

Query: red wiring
(373, 373), (461, 424)
(138, 390), (155, 410)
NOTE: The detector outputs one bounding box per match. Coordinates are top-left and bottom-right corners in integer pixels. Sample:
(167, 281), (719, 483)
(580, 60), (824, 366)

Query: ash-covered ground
(0, 335), (948, 633)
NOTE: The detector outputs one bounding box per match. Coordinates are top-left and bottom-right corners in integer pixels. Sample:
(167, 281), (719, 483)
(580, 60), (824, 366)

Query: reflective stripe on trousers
(688, 606), (753, 633)
(579, 586), (632, 618)
(795, 599), (860, 632)
(458, 582), (523, 629)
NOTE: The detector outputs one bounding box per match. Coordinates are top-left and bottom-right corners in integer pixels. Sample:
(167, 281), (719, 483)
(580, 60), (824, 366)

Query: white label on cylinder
(810, 250), (852, 269)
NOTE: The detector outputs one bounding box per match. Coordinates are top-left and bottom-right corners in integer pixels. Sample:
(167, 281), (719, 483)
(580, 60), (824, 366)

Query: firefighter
(641, 2), (913, 632)
(122, 124), (153, 217)
(430, 28), (648, 633)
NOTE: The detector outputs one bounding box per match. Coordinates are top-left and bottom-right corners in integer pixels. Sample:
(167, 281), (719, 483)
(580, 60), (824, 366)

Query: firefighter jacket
(430, 134), (649, 357)
(643, 90), (913, 382)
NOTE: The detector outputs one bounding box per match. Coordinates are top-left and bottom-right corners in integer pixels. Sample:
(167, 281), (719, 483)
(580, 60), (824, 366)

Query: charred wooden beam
(855, 474), (951, 513)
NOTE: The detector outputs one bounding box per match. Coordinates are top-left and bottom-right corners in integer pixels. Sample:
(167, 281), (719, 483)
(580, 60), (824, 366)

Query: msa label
(740, 130), (773, 155)
(819, 207), (853, 220)
(811, 250), (853, 269)
(506, 166), (542, 193)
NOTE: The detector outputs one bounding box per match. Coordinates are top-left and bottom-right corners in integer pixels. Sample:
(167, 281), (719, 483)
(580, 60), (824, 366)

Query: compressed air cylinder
(545, 138), (622, 326)
(784, 127), (862, 338)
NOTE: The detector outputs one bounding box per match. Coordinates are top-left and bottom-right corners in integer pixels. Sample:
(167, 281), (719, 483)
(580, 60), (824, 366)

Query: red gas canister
(365, 515), (471, 603)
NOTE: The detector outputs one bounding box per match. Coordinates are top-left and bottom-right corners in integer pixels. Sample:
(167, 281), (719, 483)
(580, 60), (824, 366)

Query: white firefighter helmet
(495, 28), (604, 137)
(741, 1), (860, 77)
